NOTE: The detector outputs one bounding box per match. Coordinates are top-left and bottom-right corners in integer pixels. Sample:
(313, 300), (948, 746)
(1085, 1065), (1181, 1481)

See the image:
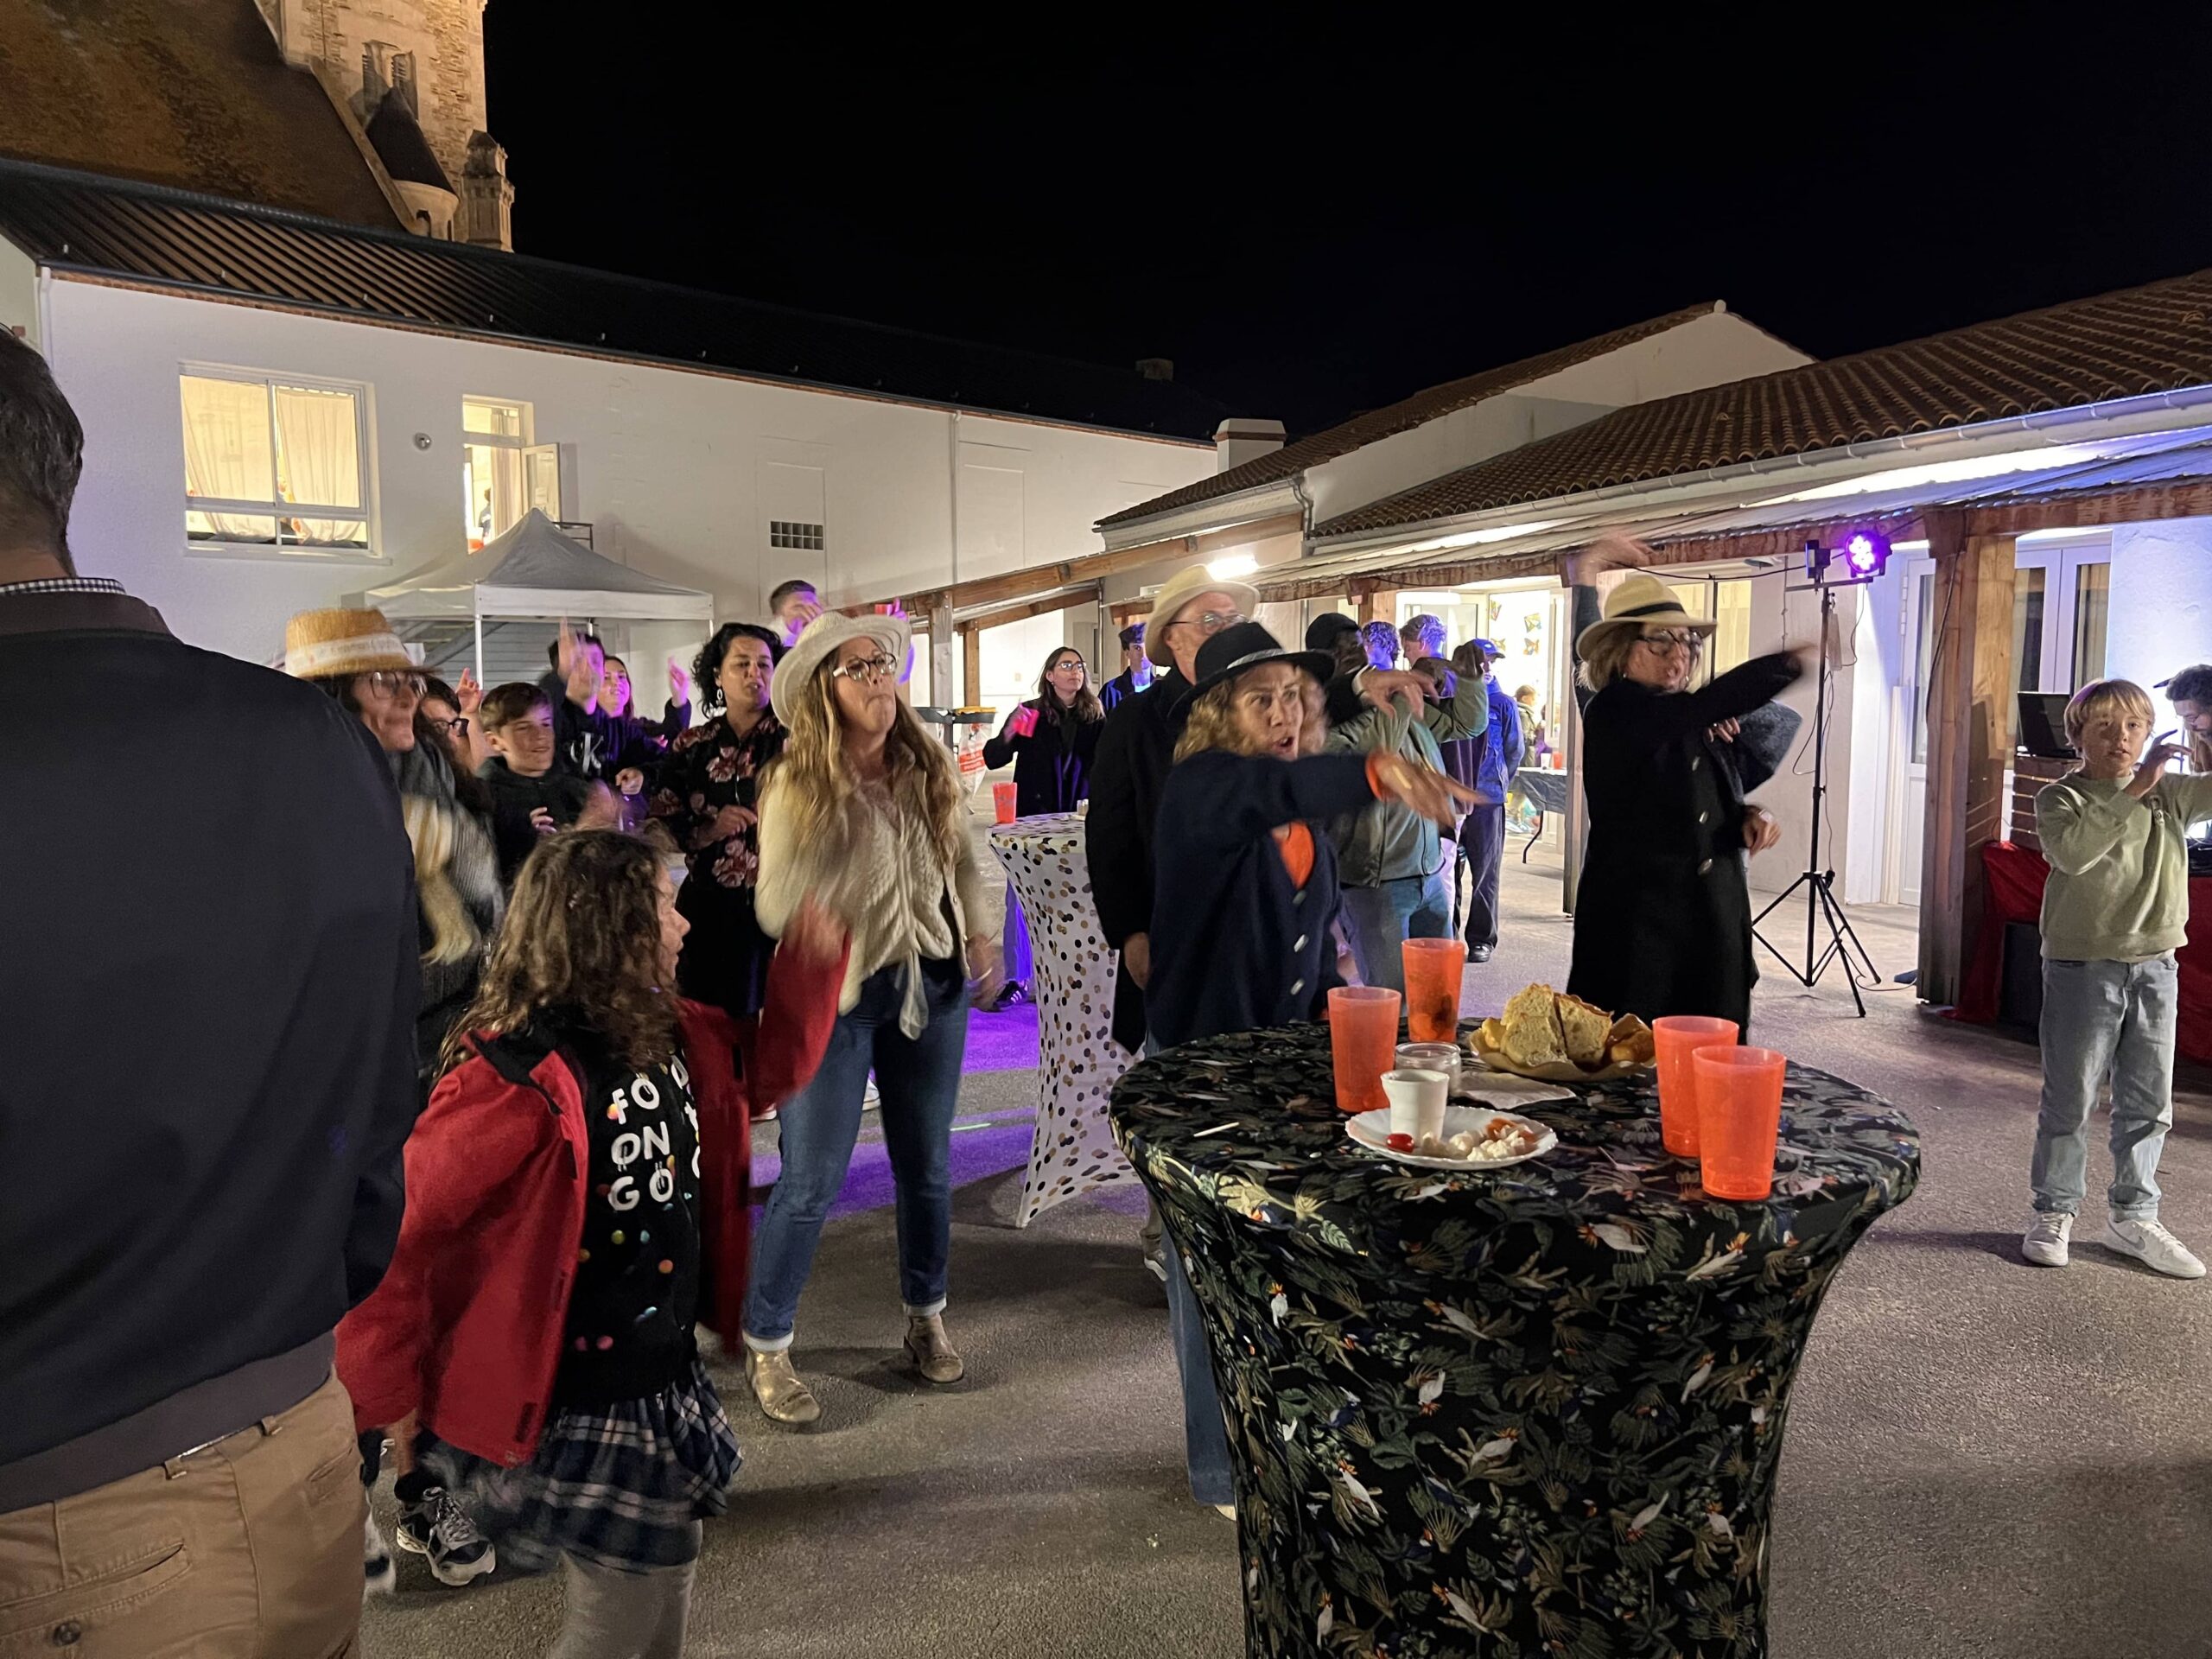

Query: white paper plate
(1345, 1105), (1558, 1171)
(1450, 1071), (1578, 1109)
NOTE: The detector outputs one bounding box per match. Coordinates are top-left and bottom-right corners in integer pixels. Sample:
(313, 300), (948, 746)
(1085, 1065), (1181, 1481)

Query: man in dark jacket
(0, 333), (418, 1655)
(1098, 620), (1153, 713)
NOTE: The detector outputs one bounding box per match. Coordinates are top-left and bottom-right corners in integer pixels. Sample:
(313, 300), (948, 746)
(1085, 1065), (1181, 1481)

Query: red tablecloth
(1953, 841), (2212, 1064)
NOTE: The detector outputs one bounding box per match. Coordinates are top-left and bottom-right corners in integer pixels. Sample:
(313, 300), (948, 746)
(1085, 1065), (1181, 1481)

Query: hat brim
(770, 613), (911, 724)
(1144, 577), (1262, 669)
(1574, 608), (1716, 662)
(1175, 646), (1336, 715)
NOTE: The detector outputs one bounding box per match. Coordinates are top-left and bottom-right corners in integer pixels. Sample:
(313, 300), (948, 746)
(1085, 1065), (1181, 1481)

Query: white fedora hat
(771, 609), (911, 724)
(1573, 571), (1717, 660)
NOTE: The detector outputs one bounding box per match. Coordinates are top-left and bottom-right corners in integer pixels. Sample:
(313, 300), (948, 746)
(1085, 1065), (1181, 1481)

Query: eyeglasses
(1166, 609), (1244, 636)
(1636, 631), (1705, 656)
(829, 652), (899, 684)
(1050, 658), (1087, 673)
(424, 715), (470, 738)
(363, 671), (427, 700)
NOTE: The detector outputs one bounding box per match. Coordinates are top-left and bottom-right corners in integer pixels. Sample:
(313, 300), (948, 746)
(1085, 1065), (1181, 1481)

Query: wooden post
(1356, 588), (1398, 626)
(962, 626), (982, 709)
(927, 601), (956, 715)
(1916, 518), (2018, 1005)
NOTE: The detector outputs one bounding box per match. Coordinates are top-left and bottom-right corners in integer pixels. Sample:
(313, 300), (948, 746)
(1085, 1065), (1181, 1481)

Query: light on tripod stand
(1840, 530), (1890, 578)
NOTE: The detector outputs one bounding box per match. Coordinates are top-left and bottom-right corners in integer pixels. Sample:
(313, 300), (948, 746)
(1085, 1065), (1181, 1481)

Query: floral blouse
(648, 710), (787, 891)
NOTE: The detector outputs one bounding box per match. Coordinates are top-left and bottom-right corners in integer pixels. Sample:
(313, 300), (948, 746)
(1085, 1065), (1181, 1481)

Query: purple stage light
(1838, 529), (1890, 579)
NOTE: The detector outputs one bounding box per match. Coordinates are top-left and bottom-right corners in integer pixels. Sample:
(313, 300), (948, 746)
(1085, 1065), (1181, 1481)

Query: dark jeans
(1459, 803), (1505, 950)
(742, 957), (969, 1346)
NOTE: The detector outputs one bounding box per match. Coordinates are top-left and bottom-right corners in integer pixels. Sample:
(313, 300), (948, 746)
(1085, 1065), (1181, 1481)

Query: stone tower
(257, 0), (513, 248)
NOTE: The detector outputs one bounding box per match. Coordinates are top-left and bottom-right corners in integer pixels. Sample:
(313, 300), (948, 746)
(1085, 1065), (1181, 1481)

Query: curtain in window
(273, 385), (362, 544)
(180, 376), (274, 539)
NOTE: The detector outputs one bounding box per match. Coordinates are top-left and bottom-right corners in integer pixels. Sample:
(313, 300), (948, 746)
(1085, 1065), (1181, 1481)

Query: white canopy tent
(366, 511), (715, 678)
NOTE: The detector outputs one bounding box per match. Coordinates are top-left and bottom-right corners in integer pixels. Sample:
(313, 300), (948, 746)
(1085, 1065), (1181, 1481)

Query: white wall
(1305, 310), (1810, 524)
(0, 240), (35, 348)
(2107, 516), (2212, 691)
(39, 278), (1215, 667)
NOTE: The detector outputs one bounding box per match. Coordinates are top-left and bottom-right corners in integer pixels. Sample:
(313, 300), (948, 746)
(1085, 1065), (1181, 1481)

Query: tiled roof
(1318, 266), (2212, 538)
(0, 0), (402, 229)
(1097, 303), (1725, 529)
(0, 162), (1230, 441)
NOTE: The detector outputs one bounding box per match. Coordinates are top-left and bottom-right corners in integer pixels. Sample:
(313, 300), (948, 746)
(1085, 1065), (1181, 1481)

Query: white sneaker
(862, 1075), (880, 1112)
(2101, 1216), (2207, 1279)
(363, 1510), (397, 1596)
(2022, 1211), (2073, 1267)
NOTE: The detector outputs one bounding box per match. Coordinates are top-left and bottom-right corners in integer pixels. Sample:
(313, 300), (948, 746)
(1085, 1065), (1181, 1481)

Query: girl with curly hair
(338, 831), (846, 1653)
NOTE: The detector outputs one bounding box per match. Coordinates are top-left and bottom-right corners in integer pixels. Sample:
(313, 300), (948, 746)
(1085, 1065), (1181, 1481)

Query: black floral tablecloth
(1109, 1021), (1918, 1659)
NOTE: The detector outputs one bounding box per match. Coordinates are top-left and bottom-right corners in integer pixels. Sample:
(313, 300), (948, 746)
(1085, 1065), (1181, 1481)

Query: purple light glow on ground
(962, 1001), (1041, 1072)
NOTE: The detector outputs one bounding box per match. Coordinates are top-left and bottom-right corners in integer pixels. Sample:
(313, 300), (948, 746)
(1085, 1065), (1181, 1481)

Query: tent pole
(474, 601), (485, 686)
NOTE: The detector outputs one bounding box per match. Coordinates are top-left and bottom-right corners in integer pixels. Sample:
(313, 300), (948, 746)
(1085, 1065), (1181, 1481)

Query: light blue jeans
(2032, 954), (2179, 1222)
(1164, 1241), (1234, 1507)
(1340, 869), (1452, 994)
(743, 957), (969, 1348)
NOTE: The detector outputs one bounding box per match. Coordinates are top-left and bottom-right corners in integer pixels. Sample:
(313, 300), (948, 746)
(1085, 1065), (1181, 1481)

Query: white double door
(1891, 537), (2109, 906)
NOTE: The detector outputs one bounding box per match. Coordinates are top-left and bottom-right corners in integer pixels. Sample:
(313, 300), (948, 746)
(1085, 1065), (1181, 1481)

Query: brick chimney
(1214, 417), (1286, 473)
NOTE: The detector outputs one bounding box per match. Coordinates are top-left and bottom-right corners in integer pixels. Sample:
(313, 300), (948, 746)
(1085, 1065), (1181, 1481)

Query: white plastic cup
(1382, 1069), (1450, 1142)
(1395, 1041), (1463, 1094)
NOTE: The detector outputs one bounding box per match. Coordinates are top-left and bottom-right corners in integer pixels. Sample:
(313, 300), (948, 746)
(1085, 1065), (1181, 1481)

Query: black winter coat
(1566, 654), (1802, 1032)
(982, 697), (1103, 817)
(1085, 667), (1191, 1052)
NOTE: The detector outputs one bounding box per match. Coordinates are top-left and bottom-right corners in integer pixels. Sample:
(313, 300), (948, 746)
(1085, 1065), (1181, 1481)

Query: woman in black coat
(982, 645), (1106, 815)
(1565, 544), (1806, 1033)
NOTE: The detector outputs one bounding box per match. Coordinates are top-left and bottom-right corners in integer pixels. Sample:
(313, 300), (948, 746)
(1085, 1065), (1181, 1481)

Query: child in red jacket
(340, 830), (844, 1654)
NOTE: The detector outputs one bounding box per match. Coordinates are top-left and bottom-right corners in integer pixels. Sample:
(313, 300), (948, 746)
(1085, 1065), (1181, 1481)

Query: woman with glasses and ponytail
(1560, 541), (1809, 1034)
(740, 612), (997, 1427)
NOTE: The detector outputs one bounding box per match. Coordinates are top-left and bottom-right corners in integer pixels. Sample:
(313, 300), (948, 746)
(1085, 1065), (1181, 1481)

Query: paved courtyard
(363, 859), (2212, 1658)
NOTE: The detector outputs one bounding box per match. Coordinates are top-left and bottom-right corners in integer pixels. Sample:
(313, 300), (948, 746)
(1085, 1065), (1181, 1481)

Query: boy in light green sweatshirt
(2024, 679), (2212, 1276)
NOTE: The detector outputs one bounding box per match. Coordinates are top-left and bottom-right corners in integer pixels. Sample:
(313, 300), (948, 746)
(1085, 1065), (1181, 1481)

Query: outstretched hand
(2131, 733), (2192, 798)
(1562, 535), (1653, 588)
(1371, 753), (1485, 828)
(455, 668), (482, 715)
(669, 658), (691, 707)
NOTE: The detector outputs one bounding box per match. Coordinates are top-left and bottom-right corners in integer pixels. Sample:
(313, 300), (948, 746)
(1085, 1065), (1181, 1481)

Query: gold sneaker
(745, 1348), (822, 1424)
(904, 1314), (965, 1384)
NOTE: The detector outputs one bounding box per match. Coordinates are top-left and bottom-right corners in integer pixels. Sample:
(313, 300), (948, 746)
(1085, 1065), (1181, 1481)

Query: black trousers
(1460, 803), (1506, 950)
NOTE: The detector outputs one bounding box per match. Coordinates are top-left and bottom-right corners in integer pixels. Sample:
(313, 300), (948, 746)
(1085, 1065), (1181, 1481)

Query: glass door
(2013, 537), (2111, 695)
(1895, 556), (1938, 907)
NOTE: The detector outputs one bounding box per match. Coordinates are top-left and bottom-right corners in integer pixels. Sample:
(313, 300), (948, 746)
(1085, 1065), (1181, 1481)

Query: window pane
(272, 385), (362, 517)
(464, 399), (524, 438)
(2012, 566), (2046, 693)
(463, 442), (527, 545)
(2073, 563), (2110, 687)
(1910, 573), (1936, 766)
(280, 518), (369, 550)
(181, 375), (276, 522)
(1710, 581), (1752, 679)
(188, 510), (276, 543)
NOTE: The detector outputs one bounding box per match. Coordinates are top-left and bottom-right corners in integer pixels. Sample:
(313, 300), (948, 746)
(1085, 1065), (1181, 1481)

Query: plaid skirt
(423, 1357), (741, 1572)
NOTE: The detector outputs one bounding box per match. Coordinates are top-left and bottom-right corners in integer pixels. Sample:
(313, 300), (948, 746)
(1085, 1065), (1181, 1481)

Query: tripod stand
(1750, 576), (1882, 1016)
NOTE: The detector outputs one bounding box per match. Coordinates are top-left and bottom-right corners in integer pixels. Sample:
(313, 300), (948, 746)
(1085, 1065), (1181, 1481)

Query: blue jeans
(1164, 1237), (1234, 1507)
(1339, 869), (1451, 994)
(2032, 954), (2179, 1222)
(742, 957), (969, 1348)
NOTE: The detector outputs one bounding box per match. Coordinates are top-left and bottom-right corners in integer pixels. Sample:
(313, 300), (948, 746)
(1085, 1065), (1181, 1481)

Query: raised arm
(1415, 658), (1490, 744)
(1165, 750), (1380, 849)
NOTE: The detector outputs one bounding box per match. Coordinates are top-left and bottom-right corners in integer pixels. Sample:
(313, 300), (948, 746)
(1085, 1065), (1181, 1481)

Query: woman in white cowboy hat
(1561, 542), (1808, 1033)
(743, 609), (995, 1424)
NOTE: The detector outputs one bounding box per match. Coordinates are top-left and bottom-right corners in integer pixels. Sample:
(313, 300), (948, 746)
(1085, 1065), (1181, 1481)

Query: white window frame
(181, 365), (378, 562)
(463, 397), (559, 538)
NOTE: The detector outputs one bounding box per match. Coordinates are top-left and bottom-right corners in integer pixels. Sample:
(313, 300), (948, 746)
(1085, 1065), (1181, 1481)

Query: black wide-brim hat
(1176, 620), (1336, 713)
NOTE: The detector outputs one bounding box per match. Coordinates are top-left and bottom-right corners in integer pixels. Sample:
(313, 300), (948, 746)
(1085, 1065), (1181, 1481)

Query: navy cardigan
(1147, 748), (1378, 1051)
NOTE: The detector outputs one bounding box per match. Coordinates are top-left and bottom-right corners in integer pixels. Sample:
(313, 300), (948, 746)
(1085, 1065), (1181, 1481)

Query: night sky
(485, 10), (2212, 436)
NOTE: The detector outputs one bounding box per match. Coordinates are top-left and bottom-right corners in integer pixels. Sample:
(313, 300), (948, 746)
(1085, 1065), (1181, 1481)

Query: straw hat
(771, 609), (910, 724)
(283, 607), (414, 679)
(1144, 564), (1262, 670)
(1573, 571), (1717, 660)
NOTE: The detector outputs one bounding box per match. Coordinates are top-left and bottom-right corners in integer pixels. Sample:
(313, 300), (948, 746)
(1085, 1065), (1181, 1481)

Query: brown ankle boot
(903, 1314), (964, 1384)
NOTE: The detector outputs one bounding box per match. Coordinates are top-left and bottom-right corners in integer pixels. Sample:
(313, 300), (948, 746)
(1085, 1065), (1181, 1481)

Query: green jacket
(1324, 667), (1489, 887)
(2036, 771), (2212, 960)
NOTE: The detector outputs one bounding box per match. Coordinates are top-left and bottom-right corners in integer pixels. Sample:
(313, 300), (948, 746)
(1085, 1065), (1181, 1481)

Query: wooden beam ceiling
(955, 585), (1102, 633)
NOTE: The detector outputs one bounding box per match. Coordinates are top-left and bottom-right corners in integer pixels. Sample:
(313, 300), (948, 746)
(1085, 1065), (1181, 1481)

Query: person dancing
(743, 612), (997, 1425)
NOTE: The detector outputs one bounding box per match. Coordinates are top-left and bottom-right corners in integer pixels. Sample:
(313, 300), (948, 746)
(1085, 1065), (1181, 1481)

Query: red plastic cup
(1328, 986), (1401, 1116)
(1652, 1016), (1738, 1157)
(992, 780), (1018, 824)
(1692, 1046), (1787, 1200)
(1401, 938), (1467, 1044)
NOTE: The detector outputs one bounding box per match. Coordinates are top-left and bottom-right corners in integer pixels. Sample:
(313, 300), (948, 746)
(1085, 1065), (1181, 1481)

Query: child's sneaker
(363, 1510), (397, 1596)
(2022, 1211), (2073, 1267)
(397, 1487), (497, 1586)
(2101, 1216), (2206, 1279)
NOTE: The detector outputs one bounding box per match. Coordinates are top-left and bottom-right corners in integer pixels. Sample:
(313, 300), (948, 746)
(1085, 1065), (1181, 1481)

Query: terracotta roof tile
(1096, 303), (1726, 529)
(1318, 268), (2212, 539)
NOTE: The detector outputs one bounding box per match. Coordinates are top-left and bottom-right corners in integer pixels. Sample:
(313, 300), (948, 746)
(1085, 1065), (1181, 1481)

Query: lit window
(770, 519), (825, 552)
(181, 372), (369, 552)
(462, 397), (561, 550)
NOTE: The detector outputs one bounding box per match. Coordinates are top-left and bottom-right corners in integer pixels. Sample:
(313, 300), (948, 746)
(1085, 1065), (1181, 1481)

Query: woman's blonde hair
(1577, 625), (1640, 693)
(764, 654), (964, 869)
(1173, 664), (1324, 762)
(436, 830), (676, 1077)
(402, 796), (483, 968)
(2064, 678), (2157, 747)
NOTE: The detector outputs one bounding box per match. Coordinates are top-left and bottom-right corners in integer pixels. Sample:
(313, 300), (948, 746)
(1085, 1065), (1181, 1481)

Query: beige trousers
(0, 1370), (363, 1658)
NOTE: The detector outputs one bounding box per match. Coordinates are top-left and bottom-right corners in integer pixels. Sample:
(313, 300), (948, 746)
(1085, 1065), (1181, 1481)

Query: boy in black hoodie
(478, 682), (618, 882)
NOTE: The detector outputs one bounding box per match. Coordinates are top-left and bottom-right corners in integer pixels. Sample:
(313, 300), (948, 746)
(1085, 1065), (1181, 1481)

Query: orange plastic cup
(1401, 938), (1467, 1044)
(1328, 986), (1402, 1115)
(1692, 1046), (1787, 1200)
(1652, 1015), (1738, 1157)
(992, 780), (1019, 824)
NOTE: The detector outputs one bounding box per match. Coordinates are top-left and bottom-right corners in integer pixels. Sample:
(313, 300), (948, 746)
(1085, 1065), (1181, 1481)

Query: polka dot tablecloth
(988, 814), (1136, 1226)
